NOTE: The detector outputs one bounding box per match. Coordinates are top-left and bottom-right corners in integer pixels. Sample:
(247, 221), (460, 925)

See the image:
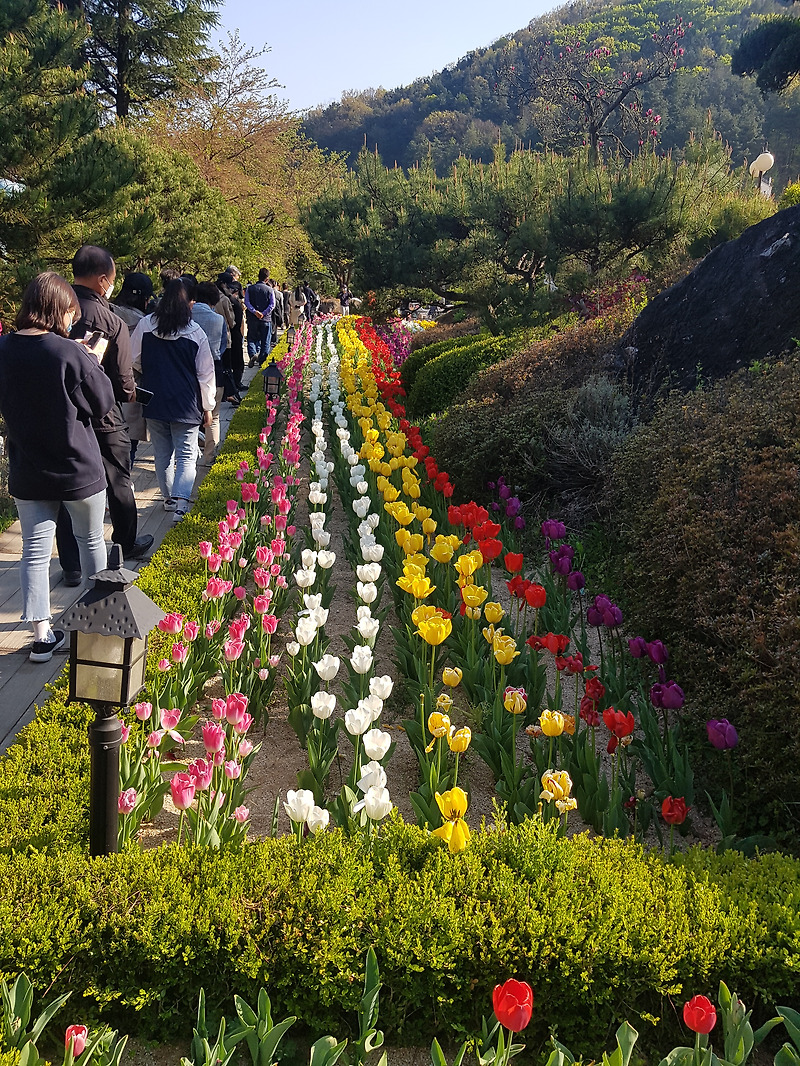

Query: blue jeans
(15, 491), (107, 622)
(147, 419), (199, 508)
(247, 319), (272, 364)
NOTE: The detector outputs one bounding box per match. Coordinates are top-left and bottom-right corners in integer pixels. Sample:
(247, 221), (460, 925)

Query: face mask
(104, 282), (115, 300)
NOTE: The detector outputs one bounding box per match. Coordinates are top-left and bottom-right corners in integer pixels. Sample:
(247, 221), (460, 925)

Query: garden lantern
(263, 362), (282, 400)
(286, 325), (296, 348)
(62, 544), (165, 855)
(749, 151), (774, 197)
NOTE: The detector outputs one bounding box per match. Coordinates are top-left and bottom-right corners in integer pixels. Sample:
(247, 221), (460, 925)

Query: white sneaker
(172, 509), (188, 524)
(163, 498), (177, 512)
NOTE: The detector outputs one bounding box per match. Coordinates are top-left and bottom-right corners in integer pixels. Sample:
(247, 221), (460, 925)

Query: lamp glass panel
(76, 630), (127, 665)
(124, 640), (147, 702)
(74, 663), (124, 704)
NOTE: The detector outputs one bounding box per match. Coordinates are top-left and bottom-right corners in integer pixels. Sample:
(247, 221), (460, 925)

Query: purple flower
(505, 497), (521, 518)
(498, 484), (512, 501)
(586, 605), (602, 626)
(646, 640), (669, 665)
(650, 680), (685, 710)
(513, 517), (526, 531)
(628, 636), (648, 658)
(487, 481), (496, 490)
(602, 605), (623, 627)
(491, 502), (500, 512)
(541, 519), (567, 542)
(549, 545), (575, 576)
(566, 570), (585, 591)
(707, 718), (738, 750)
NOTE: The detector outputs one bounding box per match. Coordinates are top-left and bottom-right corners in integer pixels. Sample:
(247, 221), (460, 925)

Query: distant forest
(302, 0), (800, 190)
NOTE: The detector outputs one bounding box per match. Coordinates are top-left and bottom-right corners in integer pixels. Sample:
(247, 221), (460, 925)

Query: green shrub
(779, 182), (800, 210)
(610, 359), (800, 840)
(0, 820), (797, 1051)
(406, 335), (520, 419)
(400, 333), (483, 392)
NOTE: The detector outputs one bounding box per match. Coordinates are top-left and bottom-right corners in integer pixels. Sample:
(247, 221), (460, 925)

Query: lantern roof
(61, 545), (165, 639)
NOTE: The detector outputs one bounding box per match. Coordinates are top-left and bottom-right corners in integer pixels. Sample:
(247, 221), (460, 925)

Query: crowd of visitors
(0, 245), (329, 663)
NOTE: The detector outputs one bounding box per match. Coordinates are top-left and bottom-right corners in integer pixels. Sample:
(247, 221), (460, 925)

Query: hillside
(302, 0), (800, 190)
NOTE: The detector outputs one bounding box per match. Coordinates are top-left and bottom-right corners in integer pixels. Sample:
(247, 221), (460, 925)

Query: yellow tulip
(436, 692), (453, 713)
(461, 584), (488, 609)
(454, 551), (483, 580)
(540, 710), (565, 737)
(413, 505), (432, 522)
(482, 624), (501, 645)
(504, 689), (527, 715)
(411, 604), (438, 627)
(484, 601), (504, 624)
(442, 667), (463, 687)
(382, 485), (400, 503)
(416, 615), (452, 646)
(428, 711), (451, 738)
(540, 769), (577, 813)
(422, 517), (437, 536)
(406, 482), (421, 499)
(403, 533), (424, 555)
(493, 634), (520, 665)
(430, 538), (455, 564)
(562, 714), (576, 736)
(447, 726), (472, 753)
(404, 553), (428, 570)
(397, 574), (435, 599)
(432, 787), (470, 853)
(464, 606), (482, 620)
(395, 528), (411, 550)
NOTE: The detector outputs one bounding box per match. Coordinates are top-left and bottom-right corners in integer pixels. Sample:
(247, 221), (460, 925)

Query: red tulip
(504, 552), (524, 574)
(683, 994), (717, 1034)
(602, 707), (635, 738)
(65, 1025), (88, 1056)
(662, 796), (689, 825)
(524, 584), (547, 608)
(492, 979), (534, 1032)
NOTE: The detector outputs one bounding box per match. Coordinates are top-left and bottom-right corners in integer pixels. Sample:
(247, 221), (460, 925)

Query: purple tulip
(513, 516), (526, 531)
(650, 680), (685, 710)
(707, 718), (738, 750)
(646, 640), (669, 665)
(487, 481), (496, 490)
(542, 519), (567, 542)
(602, 605), (623, 627)
(567, 570), (586, 591)
(628, 636), (648, 658)
(491, 502), (500, 512)
(587, 605), (602, 626)
(505, 497), (521, 518)
(498, 484), (512, 501)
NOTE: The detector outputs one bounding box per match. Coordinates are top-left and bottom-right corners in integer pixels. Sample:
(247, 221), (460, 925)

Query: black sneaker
(126, 534), (155, 560)
(29, 629), (67, 663)
(62, 570), (82, 587)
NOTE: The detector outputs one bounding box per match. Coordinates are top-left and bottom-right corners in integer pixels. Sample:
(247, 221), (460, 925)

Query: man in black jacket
(56, 245), (153, 580)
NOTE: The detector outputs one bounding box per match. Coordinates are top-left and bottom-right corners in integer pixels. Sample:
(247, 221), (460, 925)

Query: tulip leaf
(18, 1040), (44, 1066)
(657, 1048), (695, 1066)
(777, 1007), (800, 1052)
(775, 1046), (800, 1066)
(308, 1035), (347, 1066)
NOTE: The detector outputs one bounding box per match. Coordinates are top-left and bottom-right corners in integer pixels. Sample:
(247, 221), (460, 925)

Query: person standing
(290, 283), (307, 326)
(244, 268), (275, 367)
(130, 279), (216, 522)
(113, 272), (154, 466)
(191, 282), (228, 466)
(0, 273), (115, 662)
(271, 279), (284, 346)
(217, 267), (245, 391)
(56, 246), (153, 582)
(339, 284), (351, 315)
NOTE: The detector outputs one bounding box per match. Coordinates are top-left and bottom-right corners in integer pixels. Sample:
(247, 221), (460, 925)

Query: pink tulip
(258, 668), (269, 681)
(204, 577), (227, 600)
(241, 482), (259, 503)
(224, 760), (241, 780)
(225, 692), (249, 725)
(183, 621), (199, 642)
(260, 515), (270, 527)
(261, 614), (278, 635)
(253, 567), (270, 589)
(269, 654), (281, 668)
(205, 619), (221, 638)
(220, 546), (234, 563)
(211, 749), (225, 766)
(118, 788), (137, 814)
(65, 1026), (88, 1056)
(233, 712), (253, 735)
(238, 739), (254, 758)
(120, 723), (131, 743)
(227, 499), (238, 513)
(253, 594), (270, 615)
(232, 805), (249, 823)
(287, 525), (296, 537)
(146, 730), (163, 748)
(226, 514), (240, 530)
(170, 772), (196, 810)
(171, 642), (188, 664)
(134, 701), (152, 721)
(269, 563), (281, 577)
(187, 757), (213, 790)
(158, 612), (184, 635)
(274, 515), (287, 531)
(211, 697), (227, 721)
(198, 541), (213, 559)
(207, 553), (222, 572)
(233, 586), (246, 601)
(160, 708), (181, 730)
(255, 546), (272, 565)
(157, 658), (170, 672)
(276, 575), (288, 589)
(202, 722), (226, 752)
(271, 538), (285, 556)
(238, 558), (248, 568)
(228, 531), (243, 548)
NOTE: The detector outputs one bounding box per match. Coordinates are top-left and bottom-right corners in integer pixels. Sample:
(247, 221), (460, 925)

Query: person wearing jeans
(0, 273), (115, 662)
(130, 279), (215, 522)
(244, 268), (275, 367)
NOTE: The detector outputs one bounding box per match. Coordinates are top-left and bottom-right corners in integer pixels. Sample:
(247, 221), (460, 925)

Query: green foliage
(0, 822), (798, 1050)
(779, 182), (800, 208)
(400, 334), (488, 392)
(731, 15), (800, 94)
(407, 335), (521, 419)
(610, 359), (800, 839)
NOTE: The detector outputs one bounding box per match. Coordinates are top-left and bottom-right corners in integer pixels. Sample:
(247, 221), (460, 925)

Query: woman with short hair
(0, 272), (115, 662)
(130, 279), (215, 522)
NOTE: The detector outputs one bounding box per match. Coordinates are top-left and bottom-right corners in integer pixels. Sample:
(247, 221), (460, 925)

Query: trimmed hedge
(400, 333), (485, 393)
(0, 819), (798, 1049)
(406, 335), (521, 420)
(0, 368), (272, 856)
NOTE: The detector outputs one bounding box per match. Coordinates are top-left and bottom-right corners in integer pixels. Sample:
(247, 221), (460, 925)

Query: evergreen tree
(79, 0), (221, 118)
(732, 9), (800, 93)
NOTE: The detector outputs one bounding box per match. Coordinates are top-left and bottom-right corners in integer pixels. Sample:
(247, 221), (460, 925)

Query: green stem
(177, 809), (185, 848)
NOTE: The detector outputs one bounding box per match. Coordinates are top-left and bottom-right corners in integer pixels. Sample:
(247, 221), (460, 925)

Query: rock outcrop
(616, 204), (800, 394)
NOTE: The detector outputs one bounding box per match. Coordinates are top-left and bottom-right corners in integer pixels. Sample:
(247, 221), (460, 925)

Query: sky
(216, 0), (555, 113)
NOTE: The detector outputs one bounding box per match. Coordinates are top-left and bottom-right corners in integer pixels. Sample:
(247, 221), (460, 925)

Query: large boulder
(617, 204), (800, 393)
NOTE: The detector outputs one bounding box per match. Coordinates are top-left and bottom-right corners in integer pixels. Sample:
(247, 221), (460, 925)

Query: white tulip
(312, 529), (331, 547)
(317, 550), (336, 569)
(362, 543), (384, 562)
(306, 806), (330, 834)
(345, 705), (372, 735)
(358, 521), (374, 540)
(309, 491), (328, 506)
(357, 563), (382, 583)
(369, 675), (394, 700)
(303, 593), (323, 611)
(363, 786), (392, 821)
(357, 581), (378, 604)
(367, 513), (380, 529)
(357, 760), (387, 793)
(352, 497), (370, 518)
(336, 427), (350, 439)
(356, 480), (369, 495)
(362, 694), (383, 722)
(309, 512), (326, 529)
(301, 549), (318, 569)
(294, 568), (317, 588)
(313, 654), (340, 681)
(286, 641), (301, 657)
(350, 644), (373, 675)
(347, 453), (359, 467)
(363, 728), (392, 761)
(284, 789), (315, 823)
(311, 691), (336, 719)
(356, 614), (380, 645)
(356, 605), (373, 621)
(295, 616), (318, 646)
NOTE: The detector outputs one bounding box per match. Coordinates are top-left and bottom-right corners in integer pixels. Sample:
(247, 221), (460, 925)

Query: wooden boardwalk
(0, 371), (258, 752)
